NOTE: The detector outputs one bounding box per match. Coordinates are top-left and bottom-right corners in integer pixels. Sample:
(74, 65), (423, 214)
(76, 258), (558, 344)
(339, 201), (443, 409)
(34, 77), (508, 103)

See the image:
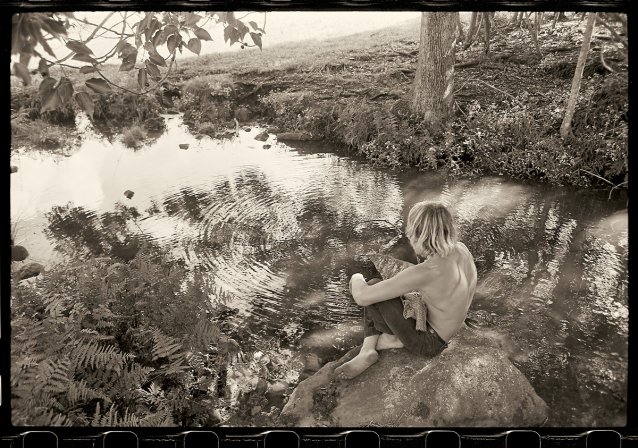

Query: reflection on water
(10, 115), (628, 426)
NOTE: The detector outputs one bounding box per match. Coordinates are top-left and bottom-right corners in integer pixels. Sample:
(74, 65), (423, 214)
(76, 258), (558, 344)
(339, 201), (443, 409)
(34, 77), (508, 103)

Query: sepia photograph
(9, 10), (628, 428)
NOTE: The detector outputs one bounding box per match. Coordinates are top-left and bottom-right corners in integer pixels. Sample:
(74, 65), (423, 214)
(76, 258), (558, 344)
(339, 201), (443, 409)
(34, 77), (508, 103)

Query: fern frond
(150, 329), (183, 361)
(70, 340), (131, 373)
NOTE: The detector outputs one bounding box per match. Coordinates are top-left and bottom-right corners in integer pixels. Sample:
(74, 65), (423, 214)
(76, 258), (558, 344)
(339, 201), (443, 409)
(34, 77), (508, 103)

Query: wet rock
(124, 190), (135, 199)
(280, 326), (548, 427)
(11, 245), (29, 262)
(234, 107), (251, 122)
(266, 382), (289, 409)
(263, 144), (272, 149)
(254, 131), (269, 142)
(266, 126), (281, 134)
(10, 166), (18, 174)
(255, 378), (269, 395)
(17, 263), (44, 281)
(166, 109), (179, 115)
(243, 127), (251, 132)
(195, 134), (205, 140)
(304, 353), (323, 372)
(179, 143), (190, 150)
(276, 131), (314, 142)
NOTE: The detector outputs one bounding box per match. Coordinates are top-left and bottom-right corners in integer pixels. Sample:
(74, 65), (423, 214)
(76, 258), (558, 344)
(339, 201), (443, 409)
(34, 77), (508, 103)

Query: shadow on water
(10, 115), (627, 426)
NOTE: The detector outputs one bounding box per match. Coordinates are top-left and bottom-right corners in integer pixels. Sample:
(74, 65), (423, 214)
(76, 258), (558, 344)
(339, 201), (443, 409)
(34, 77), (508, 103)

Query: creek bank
(279, 326), (548, 427)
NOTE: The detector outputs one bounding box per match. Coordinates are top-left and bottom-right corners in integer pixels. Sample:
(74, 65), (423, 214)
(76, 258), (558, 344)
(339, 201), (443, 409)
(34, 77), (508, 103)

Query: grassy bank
(11, 15), (627, 188)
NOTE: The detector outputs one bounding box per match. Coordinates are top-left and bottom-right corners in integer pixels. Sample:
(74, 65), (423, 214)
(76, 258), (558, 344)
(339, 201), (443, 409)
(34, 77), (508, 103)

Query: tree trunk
(483, 12), (492, 54)
(412, 12), (456, 129)
(456, 12), (465, 42)
(560, 13), (597, 139)
(464, 12), (478, 49)
(529, 12), (542, 55)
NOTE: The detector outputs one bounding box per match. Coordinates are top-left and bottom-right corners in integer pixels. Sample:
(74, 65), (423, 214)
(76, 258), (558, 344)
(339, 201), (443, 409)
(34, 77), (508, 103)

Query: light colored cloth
(401, 291), (429, 332)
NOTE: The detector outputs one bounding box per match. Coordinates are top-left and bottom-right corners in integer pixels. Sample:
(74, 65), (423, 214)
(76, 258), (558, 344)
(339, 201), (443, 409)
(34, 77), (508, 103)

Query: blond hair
(406, 201), (457, 258)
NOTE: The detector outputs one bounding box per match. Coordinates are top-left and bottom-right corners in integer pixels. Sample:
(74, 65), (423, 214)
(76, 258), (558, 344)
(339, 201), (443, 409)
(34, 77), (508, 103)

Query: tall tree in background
(412, 12), (457, 129)
(560, 12), (597, 139)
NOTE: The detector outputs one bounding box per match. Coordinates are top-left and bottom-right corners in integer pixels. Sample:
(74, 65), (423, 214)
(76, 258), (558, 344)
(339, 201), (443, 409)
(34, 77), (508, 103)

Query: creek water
(11, 114), (628, 426)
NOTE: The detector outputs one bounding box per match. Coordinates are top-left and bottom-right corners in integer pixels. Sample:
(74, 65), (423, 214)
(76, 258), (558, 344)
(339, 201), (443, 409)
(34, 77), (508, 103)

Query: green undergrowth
(11, 241), (231, 426)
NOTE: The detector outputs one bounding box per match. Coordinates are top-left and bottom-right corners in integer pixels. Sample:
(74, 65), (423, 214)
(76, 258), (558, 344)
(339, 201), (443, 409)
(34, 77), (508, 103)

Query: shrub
(122, 125), (147, 148)
(11, 243), (230, 426)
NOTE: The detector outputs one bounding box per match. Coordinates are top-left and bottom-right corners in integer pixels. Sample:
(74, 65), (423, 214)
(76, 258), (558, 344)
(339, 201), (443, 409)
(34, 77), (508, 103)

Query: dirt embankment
(11, 16), (627, 188)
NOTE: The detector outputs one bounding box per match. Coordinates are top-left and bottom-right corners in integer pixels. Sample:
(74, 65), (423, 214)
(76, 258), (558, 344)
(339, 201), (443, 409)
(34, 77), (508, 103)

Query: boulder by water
(179, 143), (189, 149)
(124, 190), (135, 199)
(16, 263), (44, 281)
(10, 166), (18, 174)
(11, 245), (29, 262)
(254, 130), (269, 142)
(234, 107), (251, 122)
(279, 326), (548, 427)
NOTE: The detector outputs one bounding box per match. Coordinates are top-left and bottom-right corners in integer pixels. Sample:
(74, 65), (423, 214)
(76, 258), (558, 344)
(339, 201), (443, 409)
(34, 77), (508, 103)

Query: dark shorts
(362, 279), (447, 357)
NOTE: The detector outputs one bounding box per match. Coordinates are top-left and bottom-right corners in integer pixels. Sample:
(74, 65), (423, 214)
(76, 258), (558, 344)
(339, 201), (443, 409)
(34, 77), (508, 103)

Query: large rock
(279, 326), (548, 427)
(16, 263), (44, 281)
(11, 245), (29, 262)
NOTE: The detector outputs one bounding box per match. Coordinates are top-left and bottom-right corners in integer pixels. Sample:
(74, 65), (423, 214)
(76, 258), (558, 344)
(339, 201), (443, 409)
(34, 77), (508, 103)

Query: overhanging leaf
(72, 53), (98, 64)
(85, 78), (112, 94)
(119, 50), (137, 72)
(41, 90), (61, 113)
(148, 52), (166, 67)
(79, 65), (97, 74)
(66, 40), (93, 55)
(38, 59), (50, 76)
(194, 27), (212, 41)
(39, 77), (57, 101)
(13, 62), (31, 86)
(145, 60), (161, 78)
(186, 38), (201, 55)
(167, 34), (178, 54)
(250, 32), (262, 50)
(74, 91), (94, 119)
(57, 77), (74, 104)
(184, 13), (202, 26)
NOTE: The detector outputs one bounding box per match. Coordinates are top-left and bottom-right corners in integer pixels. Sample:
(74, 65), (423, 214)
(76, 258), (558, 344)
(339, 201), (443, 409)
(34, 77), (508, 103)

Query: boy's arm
(350, 263), (438, 307)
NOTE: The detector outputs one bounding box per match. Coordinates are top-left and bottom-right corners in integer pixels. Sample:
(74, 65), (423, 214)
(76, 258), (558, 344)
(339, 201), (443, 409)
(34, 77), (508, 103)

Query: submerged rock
(276, 131), (314, 142)
(279, 326), (548, 427)
(11, 245), (29, 262)
(17, 263), (44, 281)
(254, 131), (269, 141)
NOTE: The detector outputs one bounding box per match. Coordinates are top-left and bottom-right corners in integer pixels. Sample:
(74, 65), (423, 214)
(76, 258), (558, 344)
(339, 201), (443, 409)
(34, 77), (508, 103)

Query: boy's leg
(370, 299), (444, 357)
(335, 334), (379, 379)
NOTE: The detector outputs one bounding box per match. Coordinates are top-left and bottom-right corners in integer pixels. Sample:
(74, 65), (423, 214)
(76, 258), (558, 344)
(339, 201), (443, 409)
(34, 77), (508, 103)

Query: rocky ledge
(279, 325), (548, 427)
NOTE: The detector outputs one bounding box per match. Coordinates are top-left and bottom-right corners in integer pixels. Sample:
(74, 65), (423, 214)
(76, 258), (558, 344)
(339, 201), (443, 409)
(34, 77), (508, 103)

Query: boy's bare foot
(335, 350), (379, 379)
(376, 333), (404, 350)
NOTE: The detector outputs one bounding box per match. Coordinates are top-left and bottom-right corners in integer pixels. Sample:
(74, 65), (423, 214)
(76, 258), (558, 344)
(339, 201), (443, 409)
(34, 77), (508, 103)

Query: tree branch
(597, 16), (628, 49)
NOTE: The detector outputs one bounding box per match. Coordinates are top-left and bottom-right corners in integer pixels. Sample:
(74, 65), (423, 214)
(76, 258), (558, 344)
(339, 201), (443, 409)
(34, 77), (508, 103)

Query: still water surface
(11, 115), (628, 426)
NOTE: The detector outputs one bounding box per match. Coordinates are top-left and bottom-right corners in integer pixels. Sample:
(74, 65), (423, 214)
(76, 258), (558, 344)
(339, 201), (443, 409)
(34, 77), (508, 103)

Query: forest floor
(11, 13), (628, 188)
